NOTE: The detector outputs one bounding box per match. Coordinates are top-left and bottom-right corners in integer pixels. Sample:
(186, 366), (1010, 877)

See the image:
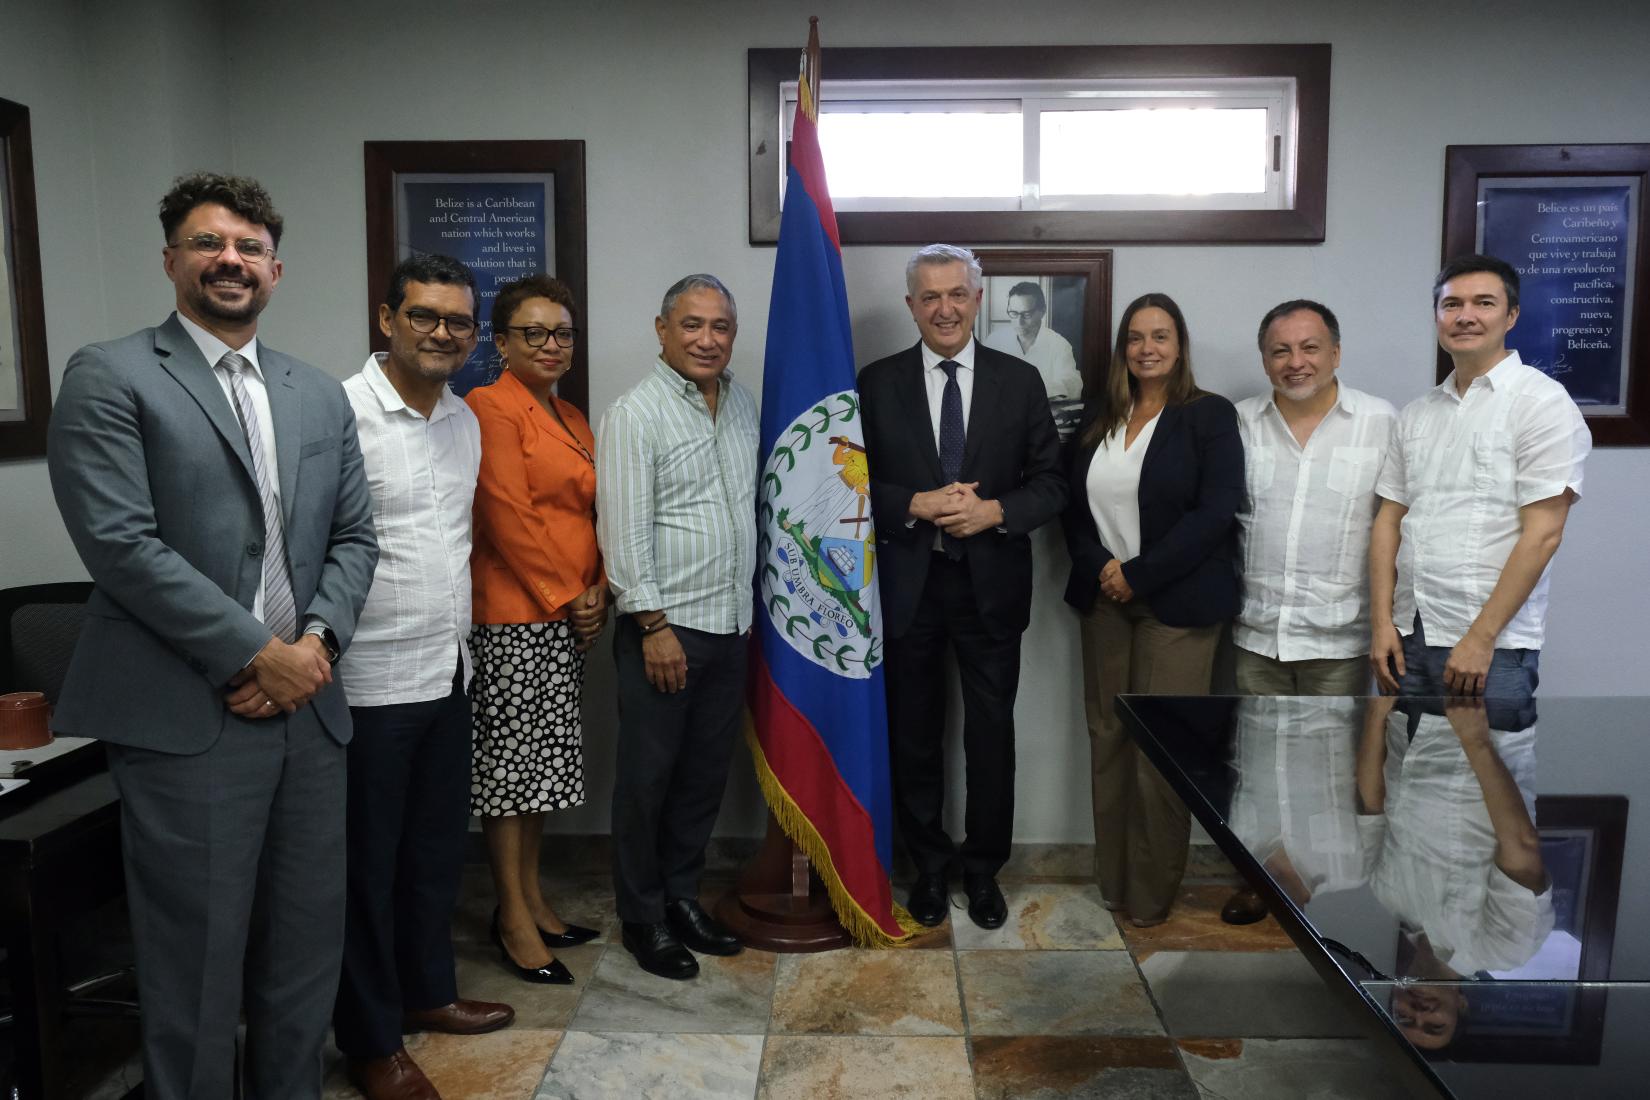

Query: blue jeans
(1398, 614), (1539, 700)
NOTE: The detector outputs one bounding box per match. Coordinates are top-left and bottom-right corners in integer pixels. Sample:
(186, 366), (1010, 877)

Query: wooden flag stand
(714, 812), (852, 952)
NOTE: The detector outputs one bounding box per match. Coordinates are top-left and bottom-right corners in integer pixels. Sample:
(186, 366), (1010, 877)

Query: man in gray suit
(47, 173), (377, 1099)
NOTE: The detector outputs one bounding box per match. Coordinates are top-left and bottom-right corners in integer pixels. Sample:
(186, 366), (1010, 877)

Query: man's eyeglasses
(1005, 308), (1043, 321)
(505, 325), (578, 349)
(170, 233), (275, 263)
(404, 308), (478, 339)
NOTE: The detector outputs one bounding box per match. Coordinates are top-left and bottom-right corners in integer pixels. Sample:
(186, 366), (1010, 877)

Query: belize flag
(746, 23), (915, 946)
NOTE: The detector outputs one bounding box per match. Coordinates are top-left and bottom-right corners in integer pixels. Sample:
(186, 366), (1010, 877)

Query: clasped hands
(909, 481), (1003, 538)
(226, 633), (332, 718)
(1099, 558), (1134, 603)
(568, 584), (609, 653)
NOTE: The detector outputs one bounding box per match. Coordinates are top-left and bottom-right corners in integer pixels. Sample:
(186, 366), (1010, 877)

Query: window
(748, 45), (1330, 244)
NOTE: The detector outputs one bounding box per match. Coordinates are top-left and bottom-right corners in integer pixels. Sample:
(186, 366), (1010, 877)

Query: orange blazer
(466, 369), (602, 624)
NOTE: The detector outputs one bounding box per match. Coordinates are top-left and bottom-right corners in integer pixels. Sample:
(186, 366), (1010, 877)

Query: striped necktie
(219, 352), (299, 642)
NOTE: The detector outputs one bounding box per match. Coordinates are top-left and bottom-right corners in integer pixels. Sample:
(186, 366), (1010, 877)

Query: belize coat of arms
(758, 390), (883, 678)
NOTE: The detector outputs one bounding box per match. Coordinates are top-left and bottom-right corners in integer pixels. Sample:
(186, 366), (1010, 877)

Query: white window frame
(747, 44), (1331, 245)
(781, 78), (1296, 214)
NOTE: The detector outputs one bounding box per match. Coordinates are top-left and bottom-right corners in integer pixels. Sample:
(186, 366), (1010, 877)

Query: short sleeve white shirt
(339, 354), (482, 705)
(1235, 383), (1397, 660)
(1375, 351), (1590, 650)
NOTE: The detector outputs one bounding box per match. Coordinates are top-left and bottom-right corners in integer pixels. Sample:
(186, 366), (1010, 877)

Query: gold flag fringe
(743, 716), (925, 947)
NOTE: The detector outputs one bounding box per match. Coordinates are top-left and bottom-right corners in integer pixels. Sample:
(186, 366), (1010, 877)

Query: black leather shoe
(622, 920), (700, 980)
(491, 909), (574, 985)
(1220, 887), (1268, 926)
(906, 872), (949, 927)
(964, 874), (1008, 930)
(664, 898), (743, 956)
(493, 905), (601, 949)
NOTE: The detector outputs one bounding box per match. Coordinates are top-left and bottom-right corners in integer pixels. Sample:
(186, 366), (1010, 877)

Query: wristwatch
(318, 627), (341, 665)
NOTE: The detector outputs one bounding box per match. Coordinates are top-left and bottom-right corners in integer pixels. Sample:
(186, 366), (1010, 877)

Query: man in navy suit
(857, 244), (1065, 929)
(49, 173), (377, 1099)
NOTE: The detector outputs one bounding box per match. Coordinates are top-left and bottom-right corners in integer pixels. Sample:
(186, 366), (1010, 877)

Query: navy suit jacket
(859, 341), (1065, 639)
(1062, 393), (1243, 628)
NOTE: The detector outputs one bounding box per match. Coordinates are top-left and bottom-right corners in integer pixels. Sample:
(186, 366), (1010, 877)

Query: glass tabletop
(1117, 694), (1648, 1093)
(1358, 981), (1650, 1097)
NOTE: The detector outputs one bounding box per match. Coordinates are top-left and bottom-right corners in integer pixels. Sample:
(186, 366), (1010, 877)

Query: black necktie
(938, 360), (964, 559)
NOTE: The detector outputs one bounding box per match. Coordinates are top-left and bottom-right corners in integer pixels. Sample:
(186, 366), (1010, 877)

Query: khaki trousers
(1232, 646), (1370, 696)
(1080, 598), (1221, 923)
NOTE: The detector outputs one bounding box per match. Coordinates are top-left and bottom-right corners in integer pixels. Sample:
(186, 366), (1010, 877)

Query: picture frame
(363, 140), (588, 412)
(1440, 144), (1650, 446)
(971, 248), (1112, 441)
(0, 96), (51, 461)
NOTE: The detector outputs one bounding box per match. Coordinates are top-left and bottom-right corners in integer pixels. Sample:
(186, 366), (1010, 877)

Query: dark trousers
(611, 618), (747, 923)
(884, 554), (1022, 878)
(107, 706), (345, 1100)
(333, 667), (471, 1058)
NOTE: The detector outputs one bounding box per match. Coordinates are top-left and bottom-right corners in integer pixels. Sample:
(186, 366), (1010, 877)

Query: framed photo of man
(1441, 143), (1650, 446)
(972, 249), (1111, 441)
(0, 96), (51, 461)
(363, 140), (589, 412)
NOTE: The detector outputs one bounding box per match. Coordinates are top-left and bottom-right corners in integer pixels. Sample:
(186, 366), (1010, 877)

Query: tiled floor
(25, 853), (1408, 1099)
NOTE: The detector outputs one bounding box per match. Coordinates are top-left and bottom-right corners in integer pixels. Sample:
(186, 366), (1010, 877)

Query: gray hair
(905, 244), (982, 295)
(659, 273), (737, 323)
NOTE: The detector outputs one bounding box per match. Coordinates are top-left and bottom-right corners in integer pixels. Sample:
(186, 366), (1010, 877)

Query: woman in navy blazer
(1062, 292), (1243, 926)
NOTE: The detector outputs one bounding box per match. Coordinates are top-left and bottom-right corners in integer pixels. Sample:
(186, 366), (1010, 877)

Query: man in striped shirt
(596, 274), (760, 980)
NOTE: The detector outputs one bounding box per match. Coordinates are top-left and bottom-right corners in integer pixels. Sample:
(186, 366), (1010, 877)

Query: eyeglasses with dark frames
(505, 325), (579, 349)
(170, 232), (276, 263)
(403, 308), (478, 339)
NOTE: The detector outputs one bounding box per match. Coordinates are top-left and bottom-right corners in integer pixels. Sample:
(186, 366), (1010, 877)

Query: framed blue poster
(1442, 144), (1650, 447)
(364, 141), (587, 410)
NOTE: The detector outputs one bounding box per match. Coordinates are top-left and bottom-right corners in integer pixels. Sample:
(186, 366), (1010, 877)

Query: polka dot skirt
(467, 620), (587, 816)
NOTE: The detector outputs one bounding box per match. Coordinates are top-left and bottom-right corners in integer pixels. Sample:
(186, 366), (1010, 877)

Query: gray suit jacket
(47, 313), (378, 753)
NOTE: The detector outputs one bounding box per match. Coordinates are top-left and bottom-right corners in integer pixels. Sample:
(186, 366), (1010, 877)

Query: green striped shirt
(596, 358), (759, 634)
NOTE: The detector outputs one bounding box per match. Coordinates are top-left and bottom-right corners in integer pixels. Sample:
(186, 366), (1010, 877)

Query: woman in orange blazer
(466, 274), (606, 985)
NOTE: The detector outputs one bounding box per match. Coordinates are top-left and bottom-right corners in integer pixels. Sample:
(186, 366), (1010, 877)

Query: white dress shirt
(339, 353), (481, 705)
(984, 323), (1082, 398)
(177, 311), (279, 622)
(1085, 410), (1160, 562)
(1235, 383), (1397, 660)
(1376, 351), (1590, 650)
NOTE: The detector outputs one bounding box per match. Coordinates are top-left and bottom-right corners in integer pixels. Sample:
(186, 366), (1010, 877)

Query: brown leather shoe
(347, 1048), (441, 1100)
(402, 997), (516, 1035)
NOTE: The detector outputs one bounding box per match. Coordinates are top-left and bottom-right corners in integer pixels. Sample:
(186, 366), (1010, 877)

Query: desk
(1, 743), (125, 1100)
(1118, 694), (1650, 1098)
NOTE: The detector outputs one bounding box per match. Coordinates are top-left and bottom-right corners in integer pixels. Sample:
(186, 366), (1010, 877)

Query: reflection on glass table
(1117, 694), (1640, 1096)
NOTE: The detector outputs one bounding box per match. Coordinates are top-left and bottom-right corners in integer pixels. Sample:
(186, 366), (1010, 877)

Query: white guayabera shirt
(1376, 352), (1590, 651)
(1235, 383), (1397, 661)
(339, 353), (481, 705)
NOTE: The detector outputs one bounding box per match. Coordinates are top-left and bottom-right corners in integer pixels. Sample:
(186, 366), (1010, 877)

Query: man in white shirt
(1235, 300), (1394, 696)
(335, 255), (511, 1100)
(1370, 255), (1590, 698)
(983, 280), (1084, 399)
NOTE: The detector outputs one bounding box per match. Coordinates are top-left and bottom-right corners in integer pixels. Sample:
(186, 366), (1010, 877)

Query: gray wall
(3, 0), (1647, 843)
